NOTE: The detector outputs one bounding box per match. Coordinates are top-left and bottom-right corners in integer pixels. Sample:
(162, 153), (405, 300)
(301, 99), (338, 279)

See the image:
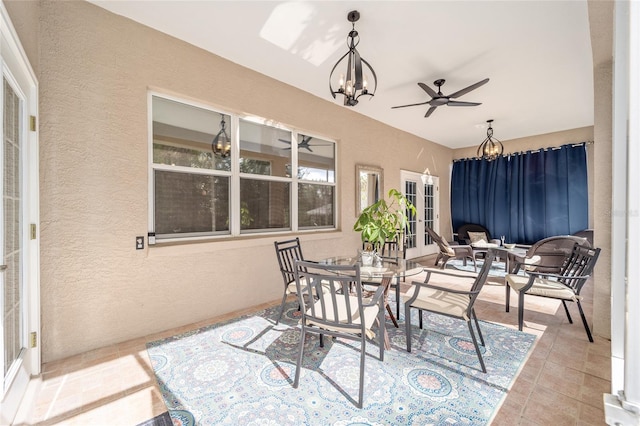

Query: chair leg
(517, 292), (525, 331)
(276, 292), (288, 325)
(294, 327), (306, 388)
(505, 284), (511, 312)
(561, 300), (574, 324)
(471, 256), (477, 272)
(358, 337), (366, 409)
(471, 308), (485, 346)
(576, 300), (594, 342)
(378, 304), (385, 361)
(418, 309), (423, 329)
(467, 320), (487, 373)
(395, 278), (401, 319)
(405, 305), (413, 352)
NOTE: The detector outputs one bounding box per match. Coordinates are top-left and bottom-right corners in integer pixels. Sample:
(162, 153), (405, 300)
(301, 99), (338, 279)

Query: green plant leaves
(353, 188), (416, 249)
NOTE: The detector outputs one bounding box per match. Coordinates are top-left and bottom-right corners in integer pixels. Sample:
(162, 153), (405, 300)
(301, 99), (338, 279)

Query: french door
(402, 170), (439, 259)
(0, 4), (39, 424)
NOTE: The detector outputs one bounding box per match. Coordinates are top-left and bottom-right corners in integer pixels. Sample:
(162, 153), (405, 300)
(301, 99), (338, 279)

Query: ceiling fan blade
(418, 82), (438, 98)
(425, 106), (437, 117)
(447, 101), (482, 107)
(448, 78), (490, 99)
(278, 139), (292, 145)
(391, 101), (430, 109)
(305, 146), (313, 152)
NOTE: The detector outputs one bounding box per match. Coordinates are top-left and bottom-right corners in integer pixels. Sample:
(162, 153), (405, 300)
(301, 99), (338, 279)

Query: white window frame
(147, 92), (338, 243)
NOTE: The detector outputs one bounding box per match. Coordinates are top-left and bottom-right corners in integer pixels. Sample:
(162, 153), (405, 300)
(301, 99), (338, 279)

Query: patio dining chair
(404, 249), (496, 373)
(274, 237), (330, 325)
(292, 259), (388, 408)
(426, 227), (477, 272)
(505, 242), (600, 341)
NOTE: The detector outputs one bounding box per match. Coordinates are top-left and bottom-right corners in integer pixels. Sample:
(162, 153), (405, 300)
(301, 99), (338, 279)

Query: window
(150, 94), (337, 240)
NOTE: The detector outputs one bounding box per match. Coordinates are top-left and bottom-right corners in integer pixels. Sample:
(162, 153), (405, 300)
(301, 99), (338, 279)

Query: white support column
(605, 1), (640, 424)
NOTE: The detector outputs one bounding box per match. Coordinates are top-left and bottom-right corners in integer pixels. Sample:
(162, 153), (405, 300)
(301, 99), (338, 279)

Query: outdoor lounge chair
(426, 227), (477, 272)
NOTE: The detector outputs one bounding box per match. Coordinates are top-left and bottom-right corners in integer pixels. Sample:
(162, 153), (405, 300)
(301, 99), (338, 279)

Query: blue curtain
(451, 143), (588, 245)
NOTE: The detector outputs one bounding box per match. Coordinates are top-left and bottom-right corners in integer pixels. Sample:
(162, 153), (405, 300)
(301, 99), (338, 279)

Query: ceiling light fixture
(477, 119), (504, 161)
(212, 115), (231, 158)
(329, 10), (377, 107)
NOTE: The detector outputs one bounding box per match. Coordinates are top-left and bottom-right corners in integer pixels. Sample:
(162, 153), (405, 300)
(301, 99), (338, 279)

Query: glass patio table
(473, 243), (529, 275)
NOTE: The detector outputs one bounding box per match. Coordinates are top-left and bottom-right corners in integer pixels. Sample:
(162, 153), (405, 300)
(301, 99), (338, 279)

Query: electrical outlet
(136, 236), (144, 250)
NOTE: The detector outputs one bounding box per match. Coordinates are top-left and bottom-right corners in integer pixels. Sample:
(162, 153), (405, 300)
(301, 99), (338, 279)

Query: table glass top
(318, 255), (423, 278)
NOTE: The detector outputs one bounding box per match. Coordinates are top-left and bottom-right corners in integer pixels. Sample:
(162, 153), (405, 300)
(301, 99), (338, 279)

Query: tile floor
(13, 257), (611, 425)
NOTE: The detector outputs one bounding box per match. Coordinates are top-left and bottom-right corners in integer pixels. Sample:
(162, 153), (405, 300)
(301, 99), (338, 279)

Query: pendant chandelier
(211, 115), (231, 158)
(329, 10), (377, 107)
(477, 119), (504, 161)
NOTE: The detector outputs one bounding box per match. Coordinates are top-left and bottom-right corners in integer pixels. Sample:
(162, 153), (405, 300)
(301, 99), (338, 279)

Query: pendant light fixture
(329, 10), (377, 107)
(212, 115), (231, 158)
(477, 119), (504, 161)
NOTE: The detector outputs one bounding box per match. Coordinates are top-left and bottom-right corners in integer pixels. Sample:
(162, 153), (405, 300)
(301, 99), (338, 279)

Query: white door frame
(0, 2), (40, 424)
(401, 170), (439, 259)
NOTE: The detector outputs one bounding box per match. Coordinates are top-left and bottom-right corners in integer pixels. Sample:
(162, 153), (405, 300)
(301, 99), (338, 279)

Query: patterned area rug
(446, 259), (509, 277)
(147, 301), (535, 425)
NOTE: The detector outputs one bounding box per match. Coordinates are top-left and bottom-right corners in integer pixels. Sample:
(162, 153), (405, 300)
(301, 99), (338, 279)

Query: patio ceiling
(89, 0), (594, 149)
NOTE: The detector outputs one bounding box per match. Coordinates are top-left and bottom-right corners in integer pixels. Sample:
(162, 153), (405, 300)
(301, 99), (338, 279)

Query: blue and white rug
(147, 301), (535, 425)
(446, 259), (512, 278)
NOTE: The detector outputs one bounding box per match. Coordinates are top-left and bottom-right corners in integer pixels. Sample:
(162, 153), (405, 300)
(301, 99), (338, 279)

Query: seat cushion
(405, 285), (471, 320)
(305, 294), (379, 339)
(505, 274), (580, 301)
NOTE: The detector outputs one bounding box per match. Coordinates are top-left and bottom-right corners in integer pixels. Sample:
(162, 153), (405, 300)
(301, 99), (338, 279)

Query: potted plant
(353, 188), (416, 264)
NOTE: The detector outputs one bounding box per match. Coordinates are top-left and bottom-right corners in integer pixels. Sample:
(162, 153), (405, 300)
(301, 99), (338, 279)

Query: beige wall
(8, 0), (453, 362)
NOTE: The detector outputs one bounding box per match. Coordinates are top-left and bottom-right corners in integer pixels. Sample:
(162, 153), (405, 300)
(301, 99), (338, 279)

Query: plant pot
(361, 250), (375, 266)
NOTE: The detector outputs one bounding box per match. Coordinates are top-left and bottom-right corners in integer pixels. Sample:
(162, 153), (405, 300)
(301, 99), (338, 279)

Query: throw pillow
(468, 231), (488, 245)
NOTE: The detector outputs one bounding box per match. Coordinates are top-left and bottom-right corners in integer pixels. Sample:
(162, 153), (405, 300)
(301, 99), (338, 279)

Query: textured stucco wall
(26, 1), (453, 362)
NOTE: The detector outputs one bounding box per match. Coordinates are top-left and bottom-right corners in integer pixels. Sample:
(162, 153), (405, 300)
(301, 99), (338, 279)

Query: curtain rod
(454, 140), (593, 162)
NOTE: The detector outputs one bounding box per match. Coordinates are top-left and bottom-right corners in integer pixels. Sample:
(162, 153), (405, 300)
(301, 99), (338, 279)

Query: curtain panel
(451, 143), (588, 245)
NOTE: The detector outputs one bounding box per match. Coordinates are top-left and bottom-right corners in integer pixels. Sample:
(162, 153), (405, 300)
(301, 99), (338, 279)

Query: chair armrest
(421, 267), (478, 283)
(451, 244), (473, 249)
(451, 245), (474, 255)
(525, 271), (592, 281)
(411, 280), (480, 296)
